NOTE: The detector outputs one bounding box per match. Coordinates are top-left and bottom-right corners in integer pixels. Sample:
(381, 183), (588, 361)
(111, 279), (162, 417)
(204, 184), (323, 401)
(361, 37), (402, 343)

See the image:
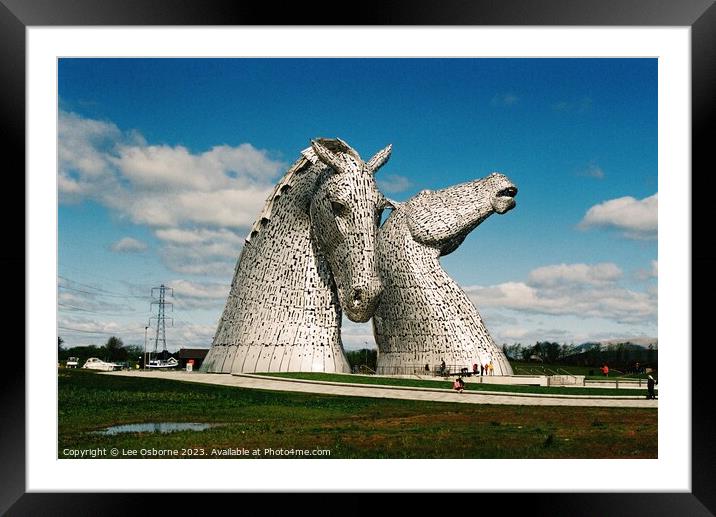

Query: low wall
(584, 379), (650, 390)
(548, 375), (586, 386)
(386, 373), (548, 386)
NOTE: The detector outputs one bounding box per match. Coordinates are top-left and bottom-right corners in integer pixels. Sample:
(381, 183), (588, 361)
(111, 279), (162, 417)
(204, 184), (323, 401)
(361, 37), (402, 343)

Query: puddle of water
(95, 422), (217, 435)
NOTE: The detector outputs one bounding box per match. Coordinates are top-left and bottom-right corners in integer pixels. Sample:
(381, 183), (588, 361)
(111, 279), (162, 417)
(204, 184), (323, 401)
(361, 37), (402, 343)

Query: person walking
(647, 375), (657, 399)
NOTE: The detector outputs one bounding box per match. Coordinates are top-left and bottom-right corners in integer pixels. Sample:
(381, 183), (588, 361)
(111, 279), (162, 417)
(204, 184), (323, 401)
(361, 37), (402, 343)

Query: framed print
(5, 0), (715, 513)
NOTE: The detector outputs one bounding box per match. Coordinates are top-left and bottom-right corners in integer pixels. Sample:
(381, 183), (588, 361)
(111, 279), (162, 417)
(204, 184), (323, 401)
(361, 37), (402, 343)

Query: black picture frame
(4, 0), (713, 514)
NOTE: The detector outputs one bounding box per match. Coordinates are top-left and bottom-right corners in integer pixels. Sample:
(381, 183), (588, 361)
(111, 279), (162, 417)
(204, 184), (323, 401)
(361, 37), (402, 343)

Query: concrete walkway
(106, 370), (658, 408)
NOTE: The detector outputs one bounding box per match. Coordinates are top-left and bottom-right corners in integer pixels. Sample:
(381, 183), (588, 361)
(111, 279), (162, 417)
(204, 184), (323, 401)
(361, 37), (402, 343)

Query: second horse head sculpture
(373, 172), (518, 376)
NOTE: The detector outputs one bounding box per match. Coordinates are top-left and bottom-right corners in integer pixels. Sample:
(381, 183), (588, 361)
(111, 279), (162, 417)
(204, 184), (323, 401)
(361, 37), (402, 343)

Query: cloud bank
(466, 262), (656, 325)
(59, 110), (286, 277)
(110, 237), (147, 253)
(579, 193), (657, 239)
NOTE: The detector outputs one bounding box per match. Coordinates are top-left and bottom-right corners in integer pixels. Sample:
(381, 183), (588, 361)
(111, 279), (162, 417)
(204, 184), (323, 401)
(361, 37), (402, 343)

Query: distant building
(176, 348), (209, 370)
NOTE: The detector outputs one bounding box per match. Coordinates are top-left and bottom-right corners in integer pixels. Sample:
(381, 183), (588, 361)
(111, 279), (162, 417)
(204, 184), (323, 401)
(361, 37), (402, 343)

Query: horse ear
(381, 197), (398, 209)
(335, 138), (362, 160)
(367, 144), (392, 174)
(311, 139), (344, 173)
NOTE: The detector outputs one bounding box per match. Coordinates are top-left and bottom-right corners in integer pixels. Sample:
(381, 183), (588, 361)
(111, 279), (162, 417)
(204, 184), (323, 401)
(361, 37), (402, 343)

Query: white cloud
(466, 262), (656, 325)
(171, 279), (230, 310)
(527, 262), (622, 287)
(57, 277), (136, 313)
(58, 111), (125, 200)
(377, 174), (412, 194)
(155, 228), (244, 278)
(340, 318), (376, 350)
(110, 237), (147, 253)
(59, 111), (285, 229)
(171, 321), (216, 349)
(155, 227), (244, 245)
(58, 290), (134, 314)
(579, 193), (657, 239)
(58, 314), (216, 350)
(635, 259), (658, 281)
(57, 316), (130, 347)
(576, 162), (605, 179)
(59, 111), (287, 276)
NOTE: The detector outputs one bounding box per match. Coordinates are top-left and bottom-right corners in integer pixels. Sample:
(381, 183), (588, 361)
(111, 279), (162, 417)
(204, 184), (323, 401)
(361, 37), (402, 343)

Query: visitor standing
(647, 375), (657, 399)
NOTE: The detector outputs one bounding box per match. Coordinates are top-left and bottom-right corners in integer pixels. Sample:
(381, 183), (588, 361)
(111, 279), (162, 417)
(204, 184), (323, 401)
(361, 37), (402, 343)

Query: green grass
(58, 369), (657, 459)
(509, 361), (658, 381)
(255, 372), (655, 397)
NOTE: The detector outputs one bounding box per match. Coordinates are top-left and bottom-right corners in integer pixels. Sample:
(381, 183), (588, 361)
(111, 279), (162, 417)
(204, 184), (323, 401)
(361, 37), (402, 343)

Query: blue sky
(58, 58), (657, 352)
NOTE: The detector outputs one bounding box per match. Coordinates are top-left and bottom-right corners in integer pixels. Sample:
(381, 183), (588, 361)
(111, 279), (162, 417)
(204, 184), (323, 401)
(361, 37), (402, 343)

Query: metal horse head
(406, 172), (517, 256)
(309, 138), (392, 322)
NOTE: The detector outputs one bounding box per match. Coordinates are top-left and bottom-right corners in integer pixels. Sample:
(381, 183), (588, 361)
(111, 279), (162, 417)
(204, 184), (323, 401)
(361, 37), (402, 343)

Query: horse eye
(331, 201), (348, 217)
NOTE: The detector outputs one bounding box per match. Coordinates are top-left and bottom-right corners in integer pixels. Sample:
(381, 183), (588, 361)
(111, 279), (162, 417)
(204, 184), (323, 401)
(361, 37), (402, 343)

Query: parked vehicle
(82, 357), (121, 371)
(147, 357), (179, 369)
(66, 357), (79, 368)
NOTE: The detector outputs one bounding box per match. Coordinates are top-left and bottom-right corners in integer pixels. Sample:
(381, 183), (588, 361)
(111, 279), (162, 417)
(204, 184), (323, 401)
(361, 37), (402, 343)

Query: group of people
(449, 359), (497, 393)
(473, 361), (494, 376)
(434, 359), (495, 377)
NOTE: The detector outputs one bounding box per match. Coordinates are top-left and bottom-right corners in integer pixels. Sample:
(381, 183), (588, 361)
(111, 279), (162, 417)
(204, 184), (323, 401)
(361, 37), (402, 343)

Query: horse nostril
(499, 186), (517, 197)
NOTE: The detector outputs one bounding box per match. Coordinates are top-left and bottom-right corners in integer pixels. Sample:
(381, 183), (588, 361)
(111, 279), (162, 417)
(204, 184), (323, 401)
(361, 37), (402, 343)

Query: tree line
(59, 336), (657, 371)
(58, 336), (145, 365)
(502, 341), (658, 369)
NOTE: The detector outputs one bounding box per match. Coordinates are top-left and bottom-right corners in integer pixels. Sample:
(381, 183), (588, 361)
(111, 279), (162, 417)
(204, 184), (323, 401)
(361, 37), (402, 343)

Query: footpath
(107, 370), (658, 408)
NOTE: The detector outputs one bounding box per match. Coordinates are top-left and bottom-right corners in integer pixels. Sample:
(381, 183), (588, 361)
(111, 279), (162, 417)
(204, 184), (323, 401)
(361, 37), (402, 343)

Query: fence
(375, 364), (481, 377)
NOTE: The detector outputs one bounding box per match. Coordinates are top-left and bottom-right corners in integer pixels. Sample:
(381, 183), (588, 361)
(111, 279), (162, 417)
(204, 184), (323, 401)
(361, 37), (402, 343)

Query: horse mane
(245, 139), (351, 244)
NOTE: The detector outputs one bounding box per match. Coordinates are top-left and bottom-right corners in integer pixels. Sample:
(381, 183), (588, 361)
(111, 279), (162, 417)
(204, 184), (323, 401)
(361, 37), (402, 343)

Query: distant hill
(599, 337), (657, 348)
(570, 338), (657, 354)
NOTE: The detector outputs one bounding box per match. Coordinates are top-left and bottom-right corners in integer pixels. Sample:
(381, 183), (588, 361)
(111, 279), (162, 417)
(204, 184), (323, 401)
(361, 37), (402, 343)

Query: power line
(58, 325), (114, 335)
(59, 325), (147, 335)
(58, 302), (93, 312)
(58, 284), (147, 300)
(59, 264), (156, 284)
(58, 302), (139, 316)
(58, 275), (150, 299)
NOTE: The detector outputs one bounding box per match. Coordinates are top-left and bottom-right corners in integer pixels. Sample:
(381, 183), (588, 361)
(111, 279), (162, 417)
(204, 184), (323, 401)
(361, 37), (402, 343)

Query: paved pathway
(107, 370), (658, 408)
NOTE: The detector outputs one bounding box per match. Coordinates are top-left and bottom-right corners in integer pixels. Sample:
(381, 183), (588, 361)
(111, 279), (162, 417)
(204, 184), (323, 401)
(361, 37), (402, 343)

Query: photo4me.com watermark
(60, 447), (332, 458)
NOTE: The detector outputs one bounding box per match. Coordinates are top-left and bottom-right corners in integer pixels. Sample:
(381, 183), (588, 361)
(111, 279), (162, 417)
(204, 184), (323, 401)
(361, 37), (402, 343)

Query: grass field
(256, 372), (655, 397)
(58, 370), (657, 459)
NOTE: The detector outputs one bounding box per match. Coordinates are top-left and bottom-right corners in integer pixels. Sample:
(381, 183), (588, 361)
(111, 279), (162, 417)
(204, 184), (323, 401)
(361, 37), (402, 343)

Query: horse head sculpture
(203, 137), (392, 373)
(309, 138), (392, 322)
(373, 172), (518, 375)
